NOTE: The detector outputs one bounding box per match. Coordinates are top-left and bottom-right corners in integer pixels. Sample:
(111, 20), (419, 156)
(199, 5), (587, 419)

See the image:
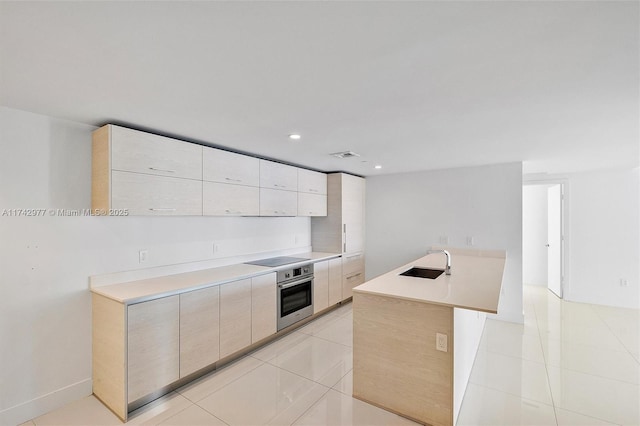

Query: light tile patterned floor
(23, 286), (639, 425)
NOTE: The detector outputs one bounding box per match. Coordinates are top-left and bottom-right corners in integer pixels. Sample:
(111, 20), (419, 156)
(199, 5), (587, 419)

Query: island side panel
(92, 293), (127, 421)
(353, 292), (454, 426)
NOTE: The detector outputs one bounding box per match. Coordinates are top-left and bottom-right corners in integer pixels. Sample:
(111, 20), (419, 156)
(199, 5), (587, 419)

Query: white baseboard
(0, 379), (92, 426)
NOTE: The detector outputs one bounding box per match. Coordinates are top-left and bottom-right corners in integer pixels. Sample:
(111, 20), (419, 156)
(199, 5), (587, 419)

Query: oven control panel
(278, 263), (314, 283)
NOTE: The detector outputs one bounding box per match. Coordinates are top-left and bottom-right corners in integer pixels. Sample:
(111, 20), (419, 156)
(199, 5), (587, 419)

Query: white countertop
(91, 251), (340, 304)
(353, 248), (506, 313)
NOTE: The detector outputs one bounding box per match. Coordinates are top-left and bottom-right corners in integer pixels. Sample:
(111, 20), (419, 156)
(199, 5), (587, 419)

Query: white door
(547, 184), (563, 298)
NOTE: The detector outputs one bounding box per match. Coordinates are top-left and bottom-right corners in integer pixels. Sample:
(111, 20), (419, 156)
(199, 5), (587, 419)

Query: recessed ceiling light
(374, 165), (383, 169)
(289, 134), (301, 140)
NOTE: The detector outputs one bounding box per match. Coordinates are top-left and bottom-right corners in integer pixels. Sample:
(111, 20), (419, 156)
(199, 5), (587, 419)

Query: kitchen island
(352, 248), (506, 426)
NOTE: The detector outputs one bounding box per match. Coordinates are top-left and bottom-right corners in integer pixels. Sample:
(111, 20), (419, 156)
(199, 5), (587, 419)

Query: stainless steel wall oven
(277, 263), (313, 330)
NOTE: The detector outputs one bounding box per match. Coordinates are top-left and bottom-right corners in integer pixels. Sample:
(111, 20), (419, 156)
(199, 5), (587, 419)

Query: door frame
(523, 178), (570, 298)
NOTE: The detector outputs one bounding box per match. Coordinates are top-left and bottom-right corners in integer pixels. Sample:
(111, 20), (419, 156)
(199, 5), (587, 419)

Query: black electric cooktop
(245, 256), (309, 267)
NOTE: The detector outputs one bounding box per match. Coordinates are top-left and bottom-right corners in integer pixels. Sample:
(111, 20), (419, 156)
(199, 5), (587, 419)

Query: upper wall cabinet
(92, 124), (327, 217)
(93, 125), (203, 216)
(110, 125), (202, 180)
(260, 160), (298, 192)
(298, 169), (327, 195)
(203, 148), (259, 187)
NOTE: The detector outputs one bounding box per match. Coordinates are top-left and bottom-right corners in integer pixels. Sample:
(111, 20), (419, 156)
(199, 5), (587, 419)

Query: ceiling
(1, 1), (638, 177)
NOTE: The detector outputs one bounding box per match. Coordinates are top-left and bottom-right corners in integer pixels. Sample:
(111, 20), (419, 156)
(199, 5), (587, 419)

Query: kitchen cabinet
(251, 273), (277, 343)
(260, 188), (297, 216)
(260, 160), (298, 191)
(313, 260), (329, 313)
(111, 170), (202, 215)
(203, 182), (259, 216)
(297, 192), (327, 217)
(312, 173), (366, 300)
(203, 147), (259, 187)
(179, 286), (220, 378)
(92, 125), (203, 215)
(127, 296), (180, 404)
(109, 125), (202, 180)
(298, 169), (327, 195)
(219, 279), (252, 358)
(328, 257), (343, 306)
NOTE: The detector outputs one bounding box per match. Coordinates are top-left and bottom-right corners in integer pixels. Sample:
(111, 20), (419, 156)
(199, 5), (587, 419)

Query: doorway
(523, 182), (566, 298)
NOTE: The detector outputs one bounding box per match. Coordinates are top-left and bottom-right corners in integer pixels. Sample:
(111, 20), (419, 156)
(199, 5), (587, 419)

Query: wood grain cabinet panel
(219, 279), (252, 358)
(313, 260), (329, 313)
(203, 148), (259, 187)
(298, 169), (327, 195)
(111, 171), (202, 215)
(179, 286), (220, 378)
(260, 188), (297, 216)
(110, 125), (202, 180)
(328, 257), (343, 306)
(251, 274), (277, 343)
(203, 182), (259, 216)
(127, 296), (180, 404)
(297, 192), (327, 217)
(260, 160), (298, 191)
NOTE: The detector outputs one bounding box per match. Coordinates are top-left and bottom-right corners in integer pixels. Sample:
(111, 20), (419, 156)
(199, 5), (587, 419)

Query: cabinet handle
(225, 209), (241, 214)
(345, 254), (361, 260)
(225, 177), (241, 182)
(148, 167), (176, 173)
(309, 189), (318, 193)
(274, 184), (287, 189)
(347, 273), (362, 279)
(149, 208), (177, 212)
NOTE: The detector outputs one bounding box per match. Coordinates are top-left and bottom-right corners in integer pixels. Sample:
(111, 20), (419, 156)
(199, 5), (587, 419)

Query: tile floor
(21, 286), (640, 426)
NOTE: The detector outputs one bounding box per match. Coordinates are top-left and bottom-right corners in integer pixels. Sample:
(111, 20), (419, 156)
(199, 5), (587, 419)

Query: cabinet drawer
(342, 270), (365, 300)
(260, 160), (298, 191)
(111, 171), (202, 215)
(298, 169), (327, 195)
(203, 182), (259, 216)
(342, 252), (365, 276)
(203, 148), (259, 187)
(110, 126), (202, 180)
(260, 188), (297, 216)
(297, 193), (327, 217)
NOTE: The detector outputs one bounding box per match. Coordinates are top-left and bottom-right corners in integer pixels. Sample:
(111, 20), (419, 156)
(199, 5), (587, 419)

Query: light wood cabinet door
(313, 260), (329, 313)
(328, 257), (343, 306)
(179, 286), (220, 378)
(260, 160), (298, 191)
(203, 148), (259, 187)
(219, 279), (252, 358)
(260, 188), (297, 216)
(127, 296), (179, 404)
(111, 125), (202, 180)
(298, 193), (327, 217)
(203, 182), (259, 216)
(298, 169), (327, 194)
(251, 274), (277, 343)
(111, 171), (202, 215)
(342, 174), (366, 253)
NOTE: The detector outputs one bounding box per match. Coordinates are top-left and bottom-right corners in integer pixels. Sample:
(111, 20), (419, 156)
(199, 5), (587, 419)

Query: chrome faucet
(427, 249), (451, 275)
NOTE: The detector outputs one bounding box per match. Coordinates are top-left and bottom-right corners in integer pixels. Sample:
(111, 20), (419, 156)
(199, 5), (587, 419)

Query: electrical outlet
(439, 235), (449, 244)
(213, 243), (219, 254)
(139, 250), (148, 263)
(466, 236), (475, 246)
(436, 333), (448, 352)
(620, 278), (629, 287)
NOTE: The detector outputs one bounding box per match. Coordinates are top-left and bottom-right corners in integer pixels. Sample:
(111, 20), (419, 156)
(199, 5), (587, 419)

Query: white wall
(365, 162), (523, 323)
(0, 107), (311, 425)
(565, 168), (639, 308)
(522, 184), (550, 286)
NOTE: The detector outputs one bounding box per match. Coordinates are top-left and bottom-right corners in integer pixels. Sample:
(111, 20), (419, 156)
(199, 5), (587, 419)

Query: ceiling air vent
(330, 151), (361, 159)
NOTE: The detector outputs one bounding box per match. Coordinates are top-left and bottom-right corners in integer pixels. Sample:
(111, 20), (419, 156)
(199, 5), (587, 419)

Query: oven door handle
(278, 278), (312, 290)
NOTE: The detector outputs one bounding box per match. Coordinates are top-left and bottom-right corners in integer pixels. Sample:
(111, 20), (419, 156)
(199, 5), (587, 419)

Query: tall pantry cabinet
(311, 173), (366, 300)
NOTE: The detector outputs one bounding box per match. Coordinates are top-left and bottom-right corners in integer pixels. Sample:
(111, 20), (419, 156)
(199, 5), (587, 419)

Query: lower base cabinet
(219, 279), (252, 359)
(251, 274), (277, 342)
(315, 257), (345, 312)
(127, 296), (180, 404)
(179, 286), (220, 378)
(328, 257), (343, 305)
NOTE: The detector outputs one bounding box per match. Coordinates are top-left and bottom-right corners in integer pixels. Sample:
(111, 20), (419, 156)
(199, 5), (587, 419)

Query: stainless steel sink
(399, 267), (445, 279)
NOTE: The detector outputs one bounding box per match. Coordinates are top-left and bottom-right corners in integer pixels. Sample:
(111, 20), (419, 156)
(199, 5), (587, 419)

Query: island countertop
(353, 248), (506, 313)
